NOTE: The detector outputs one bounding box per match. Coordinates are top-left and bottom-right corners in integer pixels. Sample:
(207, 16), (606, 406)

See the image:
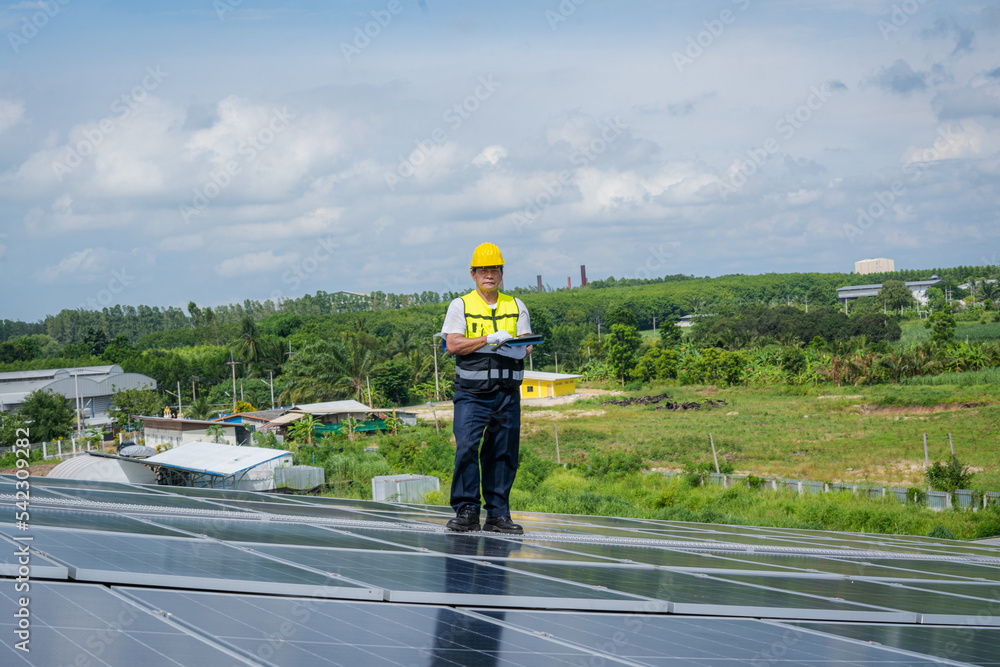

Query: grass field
(518, 382), (1000, 491)
(899, 318), (1000, 345)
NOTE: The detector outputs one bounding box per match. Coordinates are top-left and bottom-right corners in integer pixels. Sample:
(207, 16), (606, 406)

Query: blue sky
(1, 0), (998, 321)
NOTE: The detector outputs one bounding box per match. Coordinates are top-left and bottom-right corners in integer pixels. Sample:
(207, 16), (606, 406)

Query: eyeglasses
(475, 266), (503, 276)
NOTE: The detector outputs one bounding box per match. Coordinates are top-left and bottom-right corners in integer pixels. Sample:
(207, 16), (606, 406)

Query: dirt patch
(523, 409), (607, 422)
(854, 402), (991, 415)
(0, 464), (58, 477)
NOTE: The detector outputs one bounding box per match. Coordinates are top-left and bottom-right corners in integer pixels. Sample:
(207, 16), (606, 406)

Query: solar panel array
(2, 473), (999, 665)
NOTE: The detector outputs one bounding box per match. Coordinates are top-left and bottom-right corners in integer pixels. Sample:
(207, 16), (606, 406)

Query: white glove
(486, 330), (514, 345)
(495, 345), (528, 359)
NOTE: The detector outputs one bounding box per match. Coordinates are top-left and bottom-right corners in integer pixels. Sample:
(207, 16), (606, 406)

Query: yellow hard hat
(471, 242), (505, 268)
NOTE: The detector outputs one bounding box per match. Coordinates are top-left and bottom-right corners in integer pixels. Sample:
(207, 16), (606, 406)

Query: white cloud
(0, 99), (24, 135)
(472, 144), (507, 166)
(214, 250), (300, 279)
(36, 248), (106, 284)
(902, 120), (1000, 163)
(158, 234), (204, 252)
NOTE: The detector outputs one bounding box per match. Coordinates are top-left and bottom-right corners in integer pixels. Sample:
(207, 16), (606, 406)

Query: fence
(659, 471), (999, 512)
(0, 438), (114, 463)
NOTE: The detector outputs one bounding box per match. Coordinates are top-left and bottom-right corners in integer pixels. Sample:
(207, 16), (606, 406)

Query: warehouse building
(0, 365), (156, 424)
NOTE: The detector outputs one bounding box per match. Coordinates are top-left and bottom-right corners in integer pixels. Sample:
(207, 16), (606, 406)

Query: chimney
(567, 277), (572, 289)
(537, 275), (543, 293)
(580, 264), (587, 286)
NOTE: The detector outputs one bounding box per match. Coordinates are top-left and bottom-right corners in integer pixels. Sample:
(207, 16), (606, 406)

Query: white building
(855, 258), (895, 275)
(0, 365), (156, 425)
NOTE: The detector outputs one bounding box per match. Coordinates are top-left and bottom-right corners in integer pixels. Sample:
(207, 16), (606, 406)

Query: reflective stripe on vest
(461, 291), (520, 338)
(456, 368), (489, 380)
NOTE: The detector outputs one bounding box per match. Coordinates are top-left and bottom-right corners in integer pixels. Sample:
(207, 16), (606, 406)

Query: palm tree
(186, 396), (218, 421)
(238, 315), (264, 366)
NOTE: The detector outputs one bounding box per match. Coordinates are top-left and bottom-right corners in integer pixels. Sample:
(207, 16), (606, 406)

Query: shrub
(926, 455), (975, 493)
(746, 474), (766, 490)
(586, 450), (644, 478)
(927, 524), (957, 540)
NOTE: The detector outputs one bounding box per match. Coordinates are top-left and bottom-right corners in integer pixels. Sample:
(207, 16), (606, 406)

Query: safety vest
(454, 290), (524, 393)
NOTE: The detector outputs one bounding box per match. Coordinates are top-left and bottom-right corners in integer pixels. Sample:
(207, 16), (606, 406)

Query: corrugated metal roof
(48, 454), (157, 484)
(144, 441), (292, 476)
(0, 365), (124, 383)
(523, 371), (583, 381)
(293, 400), (374, 414)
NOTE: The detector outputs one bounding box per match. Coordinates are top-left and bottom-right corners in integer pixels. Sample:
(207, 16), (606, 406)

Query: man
(442, 242), (532, 534)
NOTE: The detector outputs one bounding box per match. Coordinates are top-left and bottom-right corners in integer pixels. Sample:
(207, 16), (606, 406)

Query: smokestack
(567, 277), (572, 289)
(580, 264), (587, 287)
(537, 275), (543, 293)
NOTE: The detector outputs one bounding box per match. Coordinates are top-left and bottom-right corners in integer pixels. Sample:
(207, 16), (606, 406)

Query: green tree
(107, 386), (163, 432)
(287, 414), (319, 446)
(0, 411), (29, 446)
(185, 396), (218, 421)
(878, 280), (917, 311)
(927, 312), (956, 344)
(606, 324), (642, 386)
(18, 389), (75, 442)
(658, 321), (682, 347)
(372, 358), (413, 405)
(82, 327), (111, 356)
(604, 304), (638, 330)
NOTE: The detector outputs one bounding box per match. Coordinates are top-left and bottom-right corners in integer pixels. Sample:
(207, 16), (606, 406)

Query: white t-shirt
(442, 295), (532, 337)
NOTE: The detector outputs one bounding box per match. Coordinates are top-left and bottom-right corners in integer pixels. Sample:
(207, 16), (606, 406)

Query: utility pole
(260, 371), (275, 410)
(226, 351), (239, 414)
(73, 370), (82, 437)
(190, 376), (199, 401)
(432, 340), (440, 401)
(177, 380), (183, 416)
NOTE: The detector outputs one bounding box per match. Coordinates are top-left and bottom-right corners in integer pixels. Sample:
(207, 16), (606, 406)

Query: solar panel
(0, 525), (382, 600)
(142, 514), (418, 549)
(790, 621), (1000, 667)
(714, 573), (1000, 624)
(501, 562), (914, 621)
(3, 475), (998, 665)
(247, 544), (648, 610)
(0, 581), (256, 666)
(0, 504), (191, 538)
(472, 610), (952, 666)
(117, 587), (613, 666)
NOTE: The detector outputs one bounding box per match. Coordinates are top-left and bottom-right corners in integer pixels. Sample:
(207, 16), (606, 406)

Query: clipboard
(501, 334), (544, 347)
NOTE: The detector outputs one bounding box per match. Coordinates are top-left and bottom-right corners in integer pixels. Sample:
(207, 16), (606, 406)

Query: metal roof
(292, 400), (375, 414)
(523, 370), (583, 381)
(47, 454), (157, 484)
(144, 440), (292, 476)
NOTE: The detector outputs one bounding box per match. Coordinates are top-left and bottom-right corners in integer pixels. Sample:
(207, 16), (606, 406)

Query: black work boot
(483, 516), (523, 535)
(446, 505), (481, 532)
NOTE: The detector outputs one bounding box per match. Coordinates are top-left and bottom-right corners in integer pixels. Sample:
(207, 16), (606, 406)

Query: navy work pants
(450, 387), (520, 519)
